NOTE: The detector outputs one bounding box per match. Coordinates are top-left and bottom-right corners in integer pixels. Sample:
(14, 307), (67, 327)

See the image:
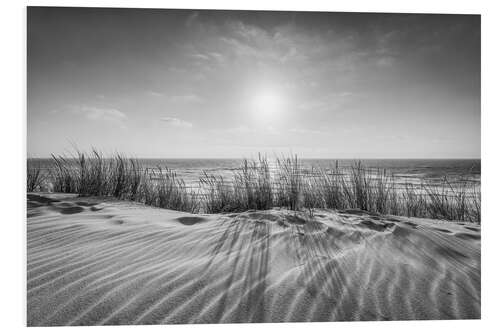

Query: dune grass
(27, 151), (481, 223)
(141, 167), (199, 213)
(51, 154), (79, 193)
(27, 161), (45, 192)
(200, 154), (273, 213)
(46, 151), (199, 212)
(275, 155), (303, 211)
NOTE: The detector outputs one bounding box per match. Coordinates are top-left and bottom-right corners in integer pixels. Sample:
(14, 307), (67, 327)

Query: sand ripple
(27, 194), (480, 325)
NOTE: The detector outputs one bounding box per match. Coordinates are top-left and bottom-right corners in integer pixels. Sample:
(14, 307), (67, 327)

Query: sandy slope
(27, 193), (480, 325)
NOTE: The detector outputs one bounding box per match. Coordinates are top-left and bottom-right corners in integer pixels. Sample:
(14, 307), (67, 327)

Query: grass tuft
(27, 161), (45, 192)
(28, 151), (481, 223)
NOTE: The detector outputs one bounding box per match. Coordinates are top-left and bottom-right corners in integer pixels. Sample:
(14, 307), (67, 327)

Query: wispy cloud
(188, 51), (226, 65)
(169, 94), (204, 104)
(207, 52), (225, 64)
(160, 117), (193, 128)
(189, 53), (210, 61)
(146, 91), (165, 97)
(219, 21), (340, 66)
(53, 105), (127, 123)
(81, 107), (127, 122)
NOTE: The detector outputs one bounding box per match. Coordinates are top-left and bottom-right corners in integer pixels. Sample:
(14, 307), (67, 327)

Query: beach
(27, 193), (480, 325)
(24, 6), (484, 328)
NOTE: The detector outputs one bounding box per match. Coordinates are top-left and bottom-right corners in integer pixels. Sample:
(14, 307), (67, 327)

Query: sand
(27, 193), (480, 326)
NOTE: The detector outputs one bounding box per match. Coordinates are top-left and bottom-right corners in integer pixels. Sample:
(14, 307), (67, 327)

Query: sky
(27, 7), (480, 158)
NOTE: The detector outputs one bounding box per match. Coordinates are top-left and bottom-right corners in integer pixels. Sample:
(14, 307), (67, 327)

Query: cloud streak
(53, 105), (128, 123)
(81, 107), (127, 122)
(160, 117), (193, 128)
(169, 94), (204, 104)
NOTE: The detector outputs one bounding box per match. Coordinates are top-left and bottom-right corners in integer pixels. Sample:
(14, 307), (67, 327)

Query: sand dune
(27, 193), (480, 326)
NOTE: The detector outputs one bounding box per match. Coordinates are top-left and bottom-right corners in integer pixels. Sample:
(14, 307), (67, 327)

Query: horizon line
(26, 155), (482, 160)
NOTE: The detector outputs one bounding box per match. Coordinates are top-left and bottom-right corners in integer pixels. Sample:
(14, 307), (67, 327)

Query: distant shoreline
(28, 157), (482, 161)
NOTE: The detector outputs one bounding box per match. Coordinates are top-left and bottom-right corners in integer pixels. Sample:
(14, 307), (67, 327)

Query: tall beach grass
(40, 150), (198, 212)
(200, 154), (273, 212)
(27, 161), (45, 192)
(27, 151), (481, 223)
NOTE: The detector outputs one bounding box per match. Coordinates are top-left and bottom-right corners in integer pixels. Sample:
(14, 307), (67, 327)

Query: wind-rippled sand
(27, 193), (480, 326)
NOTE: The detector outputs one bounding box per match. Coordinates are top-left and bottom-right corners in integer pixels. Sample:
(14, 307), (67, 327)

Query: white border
(2, 0), (499, 332)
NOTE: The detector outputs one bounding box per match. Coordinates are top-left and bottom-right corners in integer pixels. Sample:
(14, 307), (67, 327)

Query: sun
(252, 91), (283, 121)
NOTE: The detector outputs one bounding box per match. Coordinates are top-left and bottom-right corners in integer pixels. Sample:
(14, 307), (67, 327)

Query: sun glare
(252, 91), (283, 121)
